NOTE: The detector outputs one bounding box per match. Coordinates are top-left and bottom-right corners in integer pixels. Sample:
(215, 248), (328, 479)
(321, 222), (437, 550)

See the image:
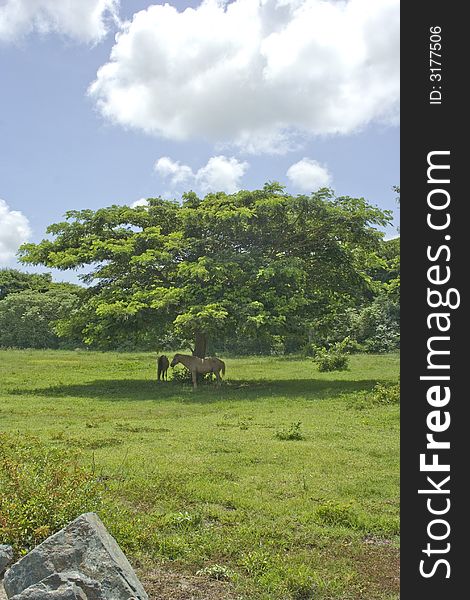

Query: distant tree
(0, 269), (52, 300)
(0, 285), (82, 349)
(19, 185), (392, 355)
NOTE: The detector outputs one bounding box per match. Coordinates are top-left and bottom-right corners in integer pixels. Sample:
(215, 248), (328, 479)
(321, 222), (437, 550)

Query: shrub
(312, 338), (350, 372)
(0, 433), (102, 554)
(306, 294), (400, 355)
(170, 367), (214, 385)
(348, 380), (400, 411)
(275, 422), (305, 441)
(350, 296), (400, 353)
(369, 381), (400, 405)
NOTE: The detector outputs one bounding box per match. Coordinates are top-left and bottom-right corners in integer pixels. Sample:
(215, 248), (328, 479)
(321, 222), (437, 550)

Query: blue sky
(0, 0), (399, 281)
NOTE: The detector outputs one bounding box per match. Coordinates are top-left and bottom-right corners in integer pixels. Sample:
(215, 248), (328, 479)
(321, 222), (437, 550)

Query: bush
(0, 433), (102, 554)
(350, 296), (400, 353)
(347, 380), (400, 410)
(275, 422), (305, 441)
(170, 366), (214, 385)
(312, 338), (350, 372)
(369, 381), (400, 405)
(306, 294), (400, 355)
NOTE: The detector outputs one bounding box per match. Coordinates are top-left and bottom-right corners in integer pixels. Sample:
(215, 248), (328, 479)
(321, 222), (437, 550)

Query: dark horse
(157, 355), (170, 381)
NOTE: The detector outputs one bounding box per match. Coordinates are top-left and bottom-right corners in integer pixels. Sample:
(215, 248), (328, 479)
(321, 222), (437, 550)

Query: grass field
(0, 350), (399, 600)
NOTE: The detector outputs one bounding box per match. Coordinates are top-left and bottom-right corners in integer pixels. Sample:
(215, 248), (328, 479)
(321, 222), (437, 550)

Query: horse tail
(221, 360), (225, 376)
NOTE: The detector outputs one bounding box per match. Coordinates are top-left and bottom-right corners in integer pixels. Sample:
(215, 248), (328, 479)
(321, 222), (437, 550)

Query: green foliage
(0, 433), (102, 554)
(308, 293), (399, 356)
(351, 296), (400, 353)
(0, 286), (82, 349)
(348, 381), (400, 411)
(170, 365), (214, 385)
(367, 237), (400, 293)
(275, 421), (305, 441)
(19, 187), (392, 352)
(0, 268), (52, 300)
(313, 338), (350, 372)
(369, 381), (400, 406)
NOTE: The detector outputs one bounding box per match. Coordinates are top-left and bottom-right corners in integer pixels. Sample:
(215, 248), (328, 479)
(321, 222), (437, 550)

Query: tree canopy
(0, 269), (52, 300)
(0, 269), (83, 349)
(19, 184), (393, 355)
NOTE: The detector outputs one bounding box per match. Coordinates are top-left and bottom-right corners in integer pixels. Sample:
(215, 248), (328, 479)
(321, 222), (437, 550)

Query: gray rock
(11, 590), (86, 599)
(3, 513), (148, 600)
(9, 573), (88, 599)
(8, 572), (102, 600)
(0, 545), (14, 574)
(10, 586), (87, 599)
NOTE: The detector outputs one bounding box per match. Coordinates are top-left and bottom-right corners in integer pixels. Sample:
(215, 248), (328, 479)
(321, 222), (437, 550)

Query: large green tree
(19, 184), (392, 355)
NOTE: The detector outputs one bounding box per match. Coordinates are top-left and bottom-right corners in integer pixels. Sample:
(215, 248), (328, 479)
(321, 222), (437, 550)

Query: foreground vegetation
(0, 350), (399, 599)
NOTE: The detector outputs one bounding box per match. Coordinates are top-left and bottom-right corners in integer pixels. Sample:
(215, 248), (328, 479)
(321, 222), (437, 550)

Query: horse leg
(215, 370), (221, 387)
(192, 370), (197, 390)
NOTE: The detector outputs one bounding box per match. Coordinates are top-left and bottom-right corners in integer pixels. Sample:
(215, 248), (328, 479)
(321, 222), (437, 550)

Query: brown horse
(157, 355), (170, 381)
(170, 353), (225, 389)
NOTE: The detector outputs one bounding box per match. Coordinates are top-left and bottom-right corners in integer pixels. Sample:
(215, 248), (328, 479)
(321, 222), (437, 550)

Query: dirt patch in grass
(352, 543), (399, 599)
(140, 568), (239, 600)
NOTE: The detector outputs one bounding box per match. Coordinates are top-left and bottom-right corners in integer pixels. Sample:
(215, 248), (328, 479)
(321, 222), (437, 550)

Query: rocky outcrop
(0, 546), (13, 576)
(8, 571), (99, 599)
(2, 513), (148, 600)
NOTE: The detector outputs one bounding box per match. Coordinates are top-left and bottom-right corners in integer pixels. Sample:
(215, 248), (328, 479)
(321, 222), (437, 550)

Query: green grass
(0, 350), (399, 599)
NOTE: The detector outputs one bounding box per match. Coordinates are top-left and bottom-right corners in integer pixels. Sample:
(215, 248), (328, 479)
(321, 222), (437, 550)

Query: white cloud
(154, 155), (249, 194)
(0, 199), (32, 265)
(195, 156), (249, 194)
(154, 157), (194, 187)
(130, 198), (149, 208)
(89, 0), (399, 153)
(0, 0), (119, 44)
(287, 158), (331, 191)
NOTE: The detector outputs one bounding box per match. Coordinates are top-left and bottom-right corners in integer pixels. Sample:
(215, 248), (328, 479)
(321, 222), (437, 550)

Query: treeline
(0, 237), (399, 354)
(0, 270), (83, 349)
(1, 186), (399, 355)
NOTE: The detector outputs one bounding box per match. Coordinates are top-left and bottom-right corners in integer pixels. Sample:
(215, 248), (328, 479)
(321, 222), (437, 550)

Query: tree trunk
(193, 331), (207, 358)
